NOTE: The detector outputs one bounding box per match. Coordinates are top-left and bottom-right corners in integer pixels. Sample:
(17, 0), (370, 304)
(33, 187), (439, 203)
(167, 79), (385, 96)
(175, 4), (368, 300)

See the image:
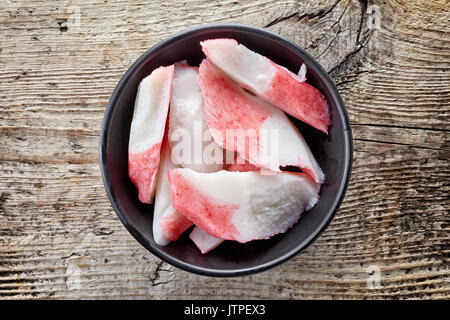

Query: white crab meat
(128, 65), (174, 203)
(168, 168), (320, 243)
(191, 153), (261, 253)
(201, 39), (330, 133)
(153, 139), (192, 246)
(198, 59), (324, 184)
(168, 62), (223, 172)
(225, 153), (260, 172)
(189, 226), (224, 254)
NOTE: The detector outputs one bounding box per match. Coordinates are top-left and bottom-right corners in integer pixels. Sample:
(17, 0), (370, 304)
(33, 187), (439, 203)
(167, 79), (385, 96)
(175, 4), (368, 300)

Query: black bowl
(99, 24), (352, 277)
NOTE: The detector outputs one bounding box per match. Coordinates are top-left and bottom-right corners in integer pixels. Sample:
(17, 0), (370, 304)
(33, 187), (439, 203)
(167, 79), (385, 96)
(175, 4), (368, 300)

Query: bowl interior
(100, 25), (352, 276)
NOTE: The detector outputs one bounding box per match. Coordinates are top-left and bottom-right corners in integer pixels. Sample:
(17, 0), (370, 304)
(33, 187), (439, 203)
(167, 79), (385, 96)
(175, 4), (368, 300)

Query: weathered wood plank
(0, 139), (448, 299)
(0, 0), (449, 299)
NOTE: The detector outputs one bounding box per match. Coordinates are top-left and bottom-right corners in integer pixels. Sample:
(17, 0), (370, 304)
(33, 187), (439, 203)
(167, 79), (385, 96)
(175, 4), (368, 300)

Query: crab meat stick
(191, 153), (260, 254)
(225, 153), (260, 172)
(201, 39), (330, 133)
(189, 226), (224, 254)
(169, 62), (223, 172)
(128, 65), (174, 203)
(190, 153), (260, 254)
(198, 59), (324, 184)
(168, 168), (320, 243)
(153, 138), (193, 246)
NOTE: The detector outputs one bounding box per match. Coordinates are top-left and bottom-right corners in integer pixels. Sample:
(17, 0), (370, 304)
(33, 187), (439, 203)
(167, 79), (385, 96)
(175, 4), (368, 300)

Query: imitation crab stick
(153, 139), (193, 246)
(189, 226), (224, 254)
(169, 62), (223, 172)
(198, 59), (324, 184)
(201, 39), (330, 133)
(128, 65), (174, 203)
(168, 168), (320, 243)
(190, 153), (261, 254)
(190, 153), (260, 254)
(225, 153), (260, 172)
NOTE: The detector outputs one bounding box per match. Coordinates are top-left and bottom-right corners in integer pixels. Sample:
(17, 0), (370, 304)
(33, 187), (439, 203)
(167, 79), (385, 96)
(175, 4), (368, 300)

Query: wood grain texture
(0, 0), (449, 299)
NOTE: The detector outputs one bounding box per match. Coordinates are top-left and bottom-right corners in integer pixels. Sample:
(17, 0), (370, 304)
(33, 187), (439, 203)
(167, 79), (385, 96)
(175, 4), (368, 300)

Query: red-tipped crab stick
(201, 39), (330, 133)
(168, 168), (320, 243)
(128, 65), (174, 203)
(198, 59), (324, 184)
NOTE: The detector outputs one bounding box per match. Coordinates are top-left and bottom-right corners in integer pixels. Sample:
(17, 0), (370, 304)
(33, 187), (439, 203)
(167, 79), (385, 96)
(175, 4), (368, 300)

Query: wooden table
(1, 0), (448, 299)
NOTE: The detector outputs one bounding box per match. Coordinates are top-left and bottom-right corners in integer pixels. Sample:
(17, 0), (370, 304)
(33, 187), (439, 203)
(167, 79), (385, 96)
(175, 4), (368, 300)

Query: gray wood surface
(0, 0), (449, 299)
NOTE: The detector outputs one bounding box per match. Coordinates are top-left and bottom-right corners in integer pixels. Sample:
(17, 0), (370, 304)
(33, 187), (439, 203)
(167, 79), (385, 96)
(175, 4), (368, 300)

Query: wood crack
(354, 138), (448, 151)
(329, 37), (370, 75)
(335, 69), (371, 86)
(149, 260), (173, 287)
(353, 123), (450, 133)
(264, 12), (299, 28)
(329, 0), (372, 75)
(316, 27), (341, 59)
(264, 0), (342, 28)
(356, 0), (368, 43)
(307, 0), (350, 51)
(297, 0), (342, 23)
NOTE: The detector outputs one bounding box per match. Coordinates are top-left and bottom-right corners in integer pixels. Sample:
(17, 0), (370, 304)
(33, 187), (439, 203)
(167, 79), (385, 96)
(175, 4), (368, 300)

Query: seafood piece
(168, 168), (320, 243)
(225, 153), (260, 172)
(128, 65), (174, 203)
(201, 39), (330, 133)
(198, 59), (324, 184)
(169, 62), (223, 172)
(189, 226), (224, 254)
(153, 139), (192, 246)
